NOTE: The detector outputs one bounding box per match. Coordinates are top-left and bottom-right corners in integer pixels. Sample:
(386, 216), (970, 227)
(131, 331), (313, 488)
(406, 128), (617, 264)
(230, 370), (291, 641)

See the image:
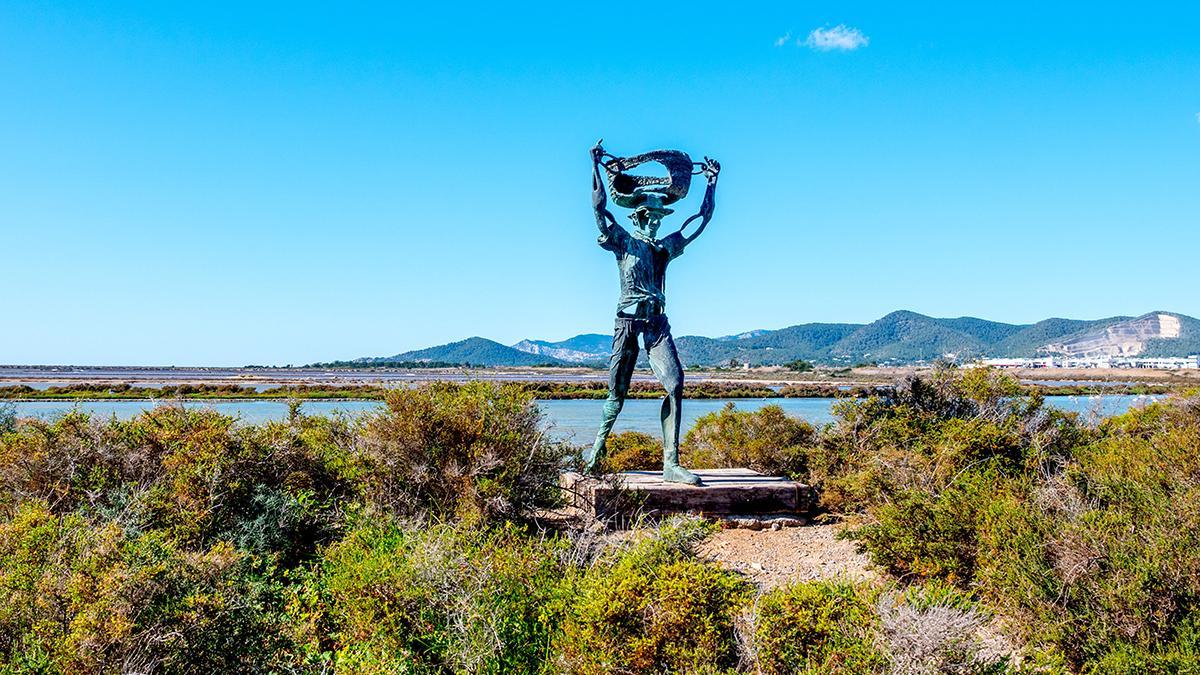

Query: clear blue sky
(3, 1), (1198, 365)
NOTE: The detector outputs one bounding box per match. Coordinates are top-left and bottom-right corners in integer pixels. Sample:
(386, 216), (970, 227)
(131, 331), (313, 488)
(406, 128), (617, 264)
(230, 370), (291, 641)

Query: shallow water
(3, 395), (1162, 443)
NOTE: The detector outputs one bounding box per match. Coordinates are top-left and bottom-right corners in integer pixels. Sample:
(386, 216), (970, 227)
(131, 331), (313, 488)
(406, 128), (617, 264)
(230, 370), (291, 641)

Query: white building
(978, 355), (1199, 370)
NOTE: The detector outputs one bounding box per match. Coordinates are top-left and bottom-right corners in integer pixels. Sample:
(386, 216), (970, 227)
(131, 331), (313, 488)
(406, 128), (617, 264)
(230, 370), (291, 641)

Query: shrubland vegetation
(724, 367), (1200, 671)
(784, 359), (815, 372)
(0, 378), (1171, 402)
(0, 380), (783, 401)
(510, 380), (781, 400)
(1, 371), (1197, 672)
(683, 403), (815, 478)
(0, 383), (391, 399)
(592, 430), (662, 473)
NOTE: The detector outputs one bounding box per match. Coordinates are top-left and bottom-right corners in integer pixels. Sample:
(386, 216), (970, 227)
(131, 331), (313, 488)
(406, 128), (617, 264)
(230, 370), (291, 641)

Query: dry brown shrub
(354, 382), (568, 523)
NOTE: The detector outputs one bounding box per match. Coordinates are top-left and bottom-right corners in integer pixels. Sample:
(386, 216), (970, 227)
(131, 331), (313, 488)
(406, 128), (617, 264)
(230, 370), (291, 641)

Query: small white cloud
(805, 24), (869, 51)
(1196, 112), (1200, 125)
(774, 31), (792, 47)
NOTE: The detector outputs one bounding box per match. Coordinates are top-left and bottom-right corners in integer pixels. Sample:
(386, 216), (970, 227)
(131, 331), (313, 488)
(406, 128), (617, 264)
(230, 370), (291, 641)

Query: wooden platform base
(561, 468), (813, 523)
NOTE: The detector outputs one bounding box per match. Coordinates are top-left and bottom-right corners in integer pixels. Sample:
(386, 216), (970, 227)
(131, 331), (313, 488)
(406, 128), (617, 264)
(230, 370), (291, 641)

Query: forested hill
(353, 337), (563, 368)
(342, 311), (1200, 367)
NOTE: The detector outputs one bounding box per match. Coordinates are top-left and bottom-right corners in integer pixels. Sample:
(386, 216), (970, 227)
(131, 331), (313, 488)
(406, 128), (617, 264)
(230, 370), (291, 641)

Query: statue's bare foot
(662, 463), (702, 486)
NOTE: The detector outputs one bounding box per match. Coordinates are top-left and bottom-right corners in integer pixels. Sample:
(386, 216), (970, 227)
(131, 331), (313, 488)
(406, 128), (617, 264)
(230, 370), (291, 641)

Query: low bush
(0, 407), (352, 563)
(558, 518), (752, 674)
(353, 382), (570, 524)
(288, 520), (568, 673)
(597, 430), (662, 472)
(293, 517), (762, 675)
(751, 579), (885, 674)
(0, 402), (14, 434)
(682, 403), (815, 479)
(0, 501), (287, 673)
(876, 581), (1010, 674)
(848, 472), (1014, 587)
(751, 578), (1010, 675)
(813, 368), (1082, 514)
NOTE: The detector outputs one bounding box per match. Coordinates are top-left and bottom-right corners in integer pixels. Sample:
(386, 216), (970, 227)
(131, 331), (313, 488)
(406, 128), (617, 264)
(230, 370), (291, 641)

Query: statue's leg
(584, 319), (638, 474)
(646, 318), (701, 486)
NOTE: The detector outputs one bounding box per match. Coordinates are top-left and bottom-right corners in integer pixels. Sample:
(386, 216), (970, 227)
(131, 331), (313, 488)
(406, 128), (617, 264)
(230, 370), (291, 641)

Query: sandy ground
(698, 522), (877, 590)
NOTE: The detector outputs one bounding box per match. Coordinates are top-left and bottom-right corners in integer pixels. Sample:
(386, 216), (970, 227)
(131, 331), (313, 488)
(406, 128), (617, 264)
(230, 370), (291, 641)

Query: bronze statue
(583, 140), (719, 486)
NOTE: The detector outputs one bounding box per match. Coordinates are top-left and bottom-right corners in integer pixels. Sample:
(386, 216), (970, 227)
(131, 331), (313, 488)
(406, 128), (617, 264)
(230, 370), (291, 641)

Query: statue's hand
(702, 156), (721, 183)
(591, 139), (606, 165)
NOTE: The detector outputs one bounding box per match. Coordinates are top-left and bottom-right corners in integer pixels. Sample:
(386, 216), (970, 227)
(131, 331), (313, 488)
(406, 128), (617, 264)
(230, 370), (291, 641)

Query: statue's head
(628, 193), (673, 239)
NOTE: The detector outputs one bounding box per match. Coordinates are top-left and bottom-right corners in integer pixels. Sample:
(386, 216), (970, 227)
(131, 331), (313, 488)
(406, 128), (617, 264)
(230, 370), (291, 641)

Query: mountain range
(350, 311), (1200, 367)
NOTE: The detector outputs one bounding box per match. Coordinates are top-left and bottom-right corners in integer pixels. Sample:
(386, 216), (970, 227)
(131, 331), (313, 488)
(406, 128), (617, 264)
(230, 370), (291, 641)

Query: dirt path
(698, 522), (876, 589)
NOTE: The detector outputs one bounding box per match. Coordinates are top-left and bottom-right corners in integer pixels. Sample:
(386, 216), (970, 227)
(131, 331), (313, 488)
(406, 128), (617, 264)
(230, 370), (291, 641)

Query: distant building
(979, 358), (1028, 368)
(978, 355), (1199, 370)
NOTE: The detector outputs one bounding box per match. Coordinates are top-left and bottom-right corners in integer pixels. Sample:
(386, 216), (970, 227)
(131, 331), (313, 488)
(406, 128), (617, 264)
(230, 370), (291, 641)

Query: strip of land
(0, 377), (1175, 401)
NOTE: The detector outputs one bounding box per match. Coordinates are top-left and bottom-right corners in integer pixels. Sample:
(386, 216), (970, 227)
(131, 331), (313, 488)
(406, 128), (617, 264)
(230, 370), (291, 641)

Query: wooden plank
(560, 469), (814, 523)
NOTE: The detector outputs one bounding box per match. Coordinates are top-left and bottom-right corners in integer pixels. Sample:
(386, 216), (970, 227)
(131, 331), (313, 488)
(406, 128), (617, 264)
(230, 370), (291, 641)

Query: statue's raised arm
(591, 140), (619, 234)
(678, 157), (720, 245)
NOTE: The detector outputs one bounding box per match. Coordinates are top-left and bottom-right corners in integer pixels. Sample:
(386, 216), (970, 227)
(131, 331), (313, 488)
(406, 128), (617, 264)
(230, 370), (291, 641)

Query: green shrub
(752, 579), (885, 674)
(682, 403), (815, 479)
(1083, 624), (1200, 675)
(972, 399), (1200, 670)
(1083, 648), (1200, 674)
(354, 382), (569, 523)
(784, 359), (815, 373)
(898, 577), (982, 613)
(558, 518), (751, 674)
(0, 403), (14, 434)
(289, 520), (567, 674)
(0, 406), (352, 564)
(822, 367), (1084, 586)
(847, 473), (1012, 587)
(752, 578), (1007, 674)
(813, 367), (1078, 514)
(598, 431), (662, 472)
(0, 501), (287, 673)
(811, 368), (1200, 668)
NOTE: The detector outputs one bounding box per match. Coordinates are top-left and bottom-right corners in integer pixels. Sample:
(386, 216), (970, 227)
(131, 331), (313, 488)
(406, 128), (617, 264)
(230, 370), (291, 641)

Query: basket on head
(601, 149), (694, 209)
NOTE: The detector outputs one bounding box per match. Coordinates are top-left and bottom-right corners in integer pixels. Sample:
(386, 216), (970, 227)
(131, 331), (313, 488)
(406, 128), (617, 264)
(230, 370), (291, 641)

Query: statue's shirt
(597, 226), (686, 316)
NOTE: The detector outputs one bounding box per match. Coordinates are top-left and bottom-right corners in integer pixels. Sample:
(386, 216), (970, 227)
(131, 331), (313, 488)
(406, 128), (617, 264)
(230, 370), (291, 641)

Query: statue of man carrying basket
(583, 140), (720, 486)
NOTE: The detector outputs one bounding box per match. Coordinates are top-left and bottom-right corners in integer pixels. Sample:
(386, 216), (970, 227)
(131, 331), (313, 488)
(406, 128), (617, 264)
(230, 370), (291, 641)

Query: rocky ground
(698, 521), (1021, 667)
